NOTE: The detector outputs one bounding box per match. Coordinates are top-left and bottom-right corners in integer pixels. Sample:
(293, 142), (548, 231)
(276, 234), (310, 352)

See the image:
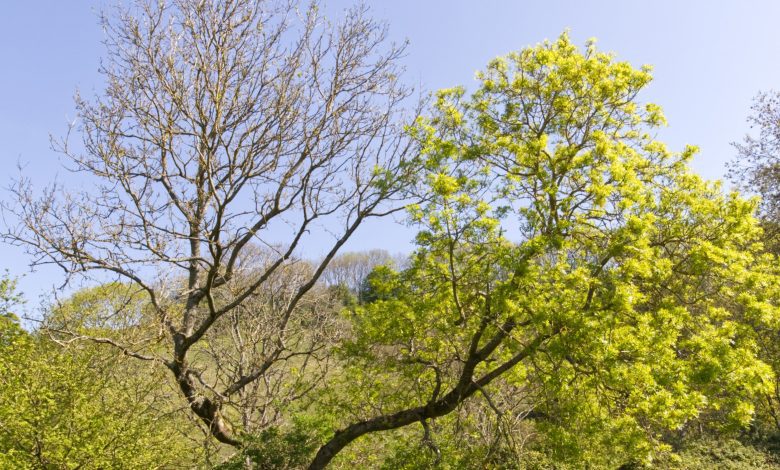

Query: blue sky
(1, 1), (779, 304)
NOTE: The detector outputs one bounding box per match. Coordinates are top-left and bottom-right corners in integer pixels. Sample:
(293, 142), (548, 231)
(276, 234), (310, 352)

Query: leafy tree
(2, 0), (418, 448)
(0, 279), (197, 468)
(308, 34), (780, 468)
(642, 438), (779, 470)
(215, 421), (322, 470)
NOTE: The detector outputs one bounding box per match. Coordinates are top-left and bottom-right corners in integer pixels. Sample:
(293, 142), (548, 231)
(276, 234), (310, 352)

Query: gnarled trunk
(170, 362), (240, 447)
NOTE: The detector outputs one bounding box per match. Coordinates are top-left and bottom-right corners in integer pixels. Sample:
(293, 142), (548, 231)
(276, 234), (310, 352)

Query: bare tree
(320, 248), (399, 298)
(202, 246), (346, 434)
(729, 90), (780, 224)
(2, 0), (418, 447)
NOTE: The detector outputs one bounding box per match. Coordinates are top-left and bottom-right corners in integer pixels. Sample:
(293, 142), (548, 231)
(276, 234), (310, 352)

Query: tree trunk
(170, 362), (241, 447)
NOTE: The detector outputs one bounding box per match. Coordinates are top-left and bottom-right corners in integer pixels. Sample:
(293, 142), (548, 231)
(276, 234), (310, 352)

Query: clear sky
(1, 1), (779, 304)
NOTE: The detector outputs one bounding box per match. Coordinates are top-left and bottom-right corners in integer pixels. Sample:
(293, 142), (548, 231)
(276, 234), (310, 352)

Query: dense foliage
(311, 33), (780, 468)
(0, 281), (200, 468)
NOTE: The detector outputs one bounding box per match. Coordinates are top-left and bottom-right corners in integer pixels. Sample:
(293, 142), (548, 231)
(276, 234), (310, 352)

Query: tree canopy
(310, 33), (780, 468)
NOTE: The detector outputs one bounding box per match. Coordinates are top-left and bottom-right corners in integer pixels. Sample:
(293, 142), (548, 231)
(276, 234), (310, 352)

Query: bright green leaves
(416, 33), (688, 261)
(321, 33), (780, 469)
(0, 276), (25, 351)
(0, 280), (197, 469)
(364, 32), (780, 465)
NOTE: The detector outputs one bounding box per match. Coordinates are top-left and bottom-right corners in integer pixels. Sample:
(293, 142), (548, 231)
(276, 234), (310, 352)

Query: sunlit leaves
(337, 33), (780, 466)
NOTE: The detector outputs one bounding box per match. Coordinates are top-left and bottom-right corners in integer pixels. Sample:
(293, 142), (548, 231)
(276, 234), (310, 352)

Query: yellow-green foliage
(0, 280), (198, 469)
(336, 33), (780, 466)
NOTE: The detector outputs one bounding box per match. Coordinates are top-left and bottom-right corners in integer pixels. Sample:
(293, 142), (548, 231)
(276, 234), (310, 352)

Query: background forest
(2, 1), (780, 468)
